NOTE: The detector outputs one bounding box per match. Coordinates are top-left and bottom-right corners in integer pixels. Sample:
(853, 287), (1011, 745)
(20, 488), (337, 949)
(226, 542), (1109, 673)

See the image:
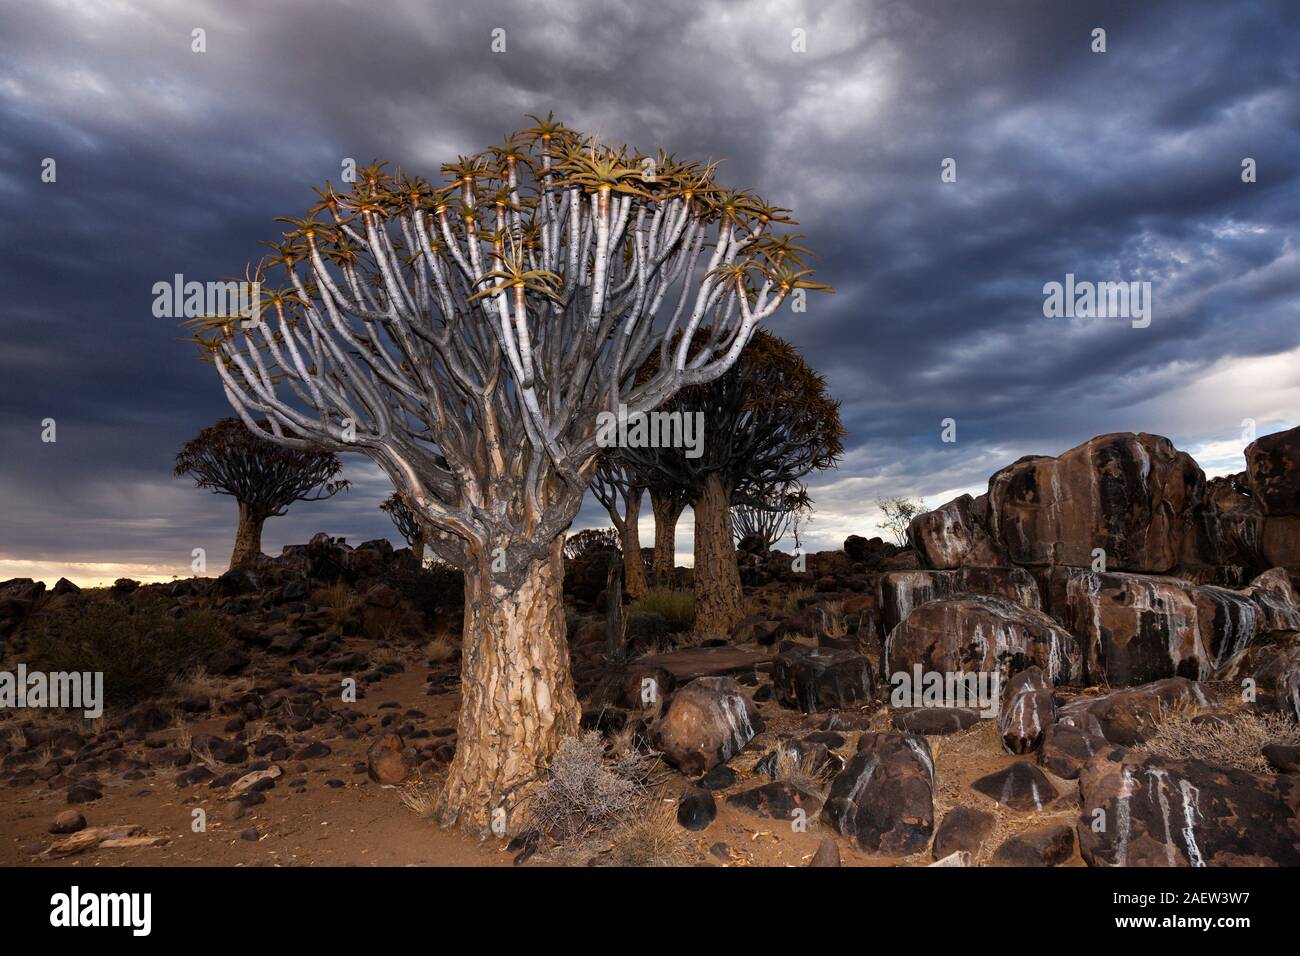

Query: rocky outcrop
(650, 677), (763, 776)
(1078, 751), (1300, 866)
(821, 731), (935, 855)
(884, 594), (1083, 687)
(878, 566), (1040, 636)
(1047, 567), (1300, 685)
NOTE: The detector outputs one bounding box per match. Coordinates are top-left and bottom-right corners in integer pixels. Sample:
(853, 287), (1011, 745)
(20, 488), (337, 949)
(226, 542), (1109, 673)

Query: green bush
(31, 596), (232, 709)
(629, 588), (696, 633)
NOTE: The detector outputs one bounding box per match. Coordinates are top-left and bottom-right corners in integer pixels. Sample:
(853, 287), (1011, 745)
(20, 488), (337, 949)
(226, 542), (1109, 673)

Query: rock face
(998, 666), (1058, 754)
(988, 434), (1204, 573)
(1038, 723), (1110, 779)
(1047, 568), (1300, 685)
(1078, 752), (1300, 866)
(884, 594), (1083, 687)
(821, 732), (935, 855)
(992, 823), (1075, 867)
(771, 645), (874, 713)
(650, 677), (763, 777)
(878, 566), (1040, 636)
(908, 494), (1004, 570)
(1058, 678), (1208, 747)
(910, 435), (1206, 574)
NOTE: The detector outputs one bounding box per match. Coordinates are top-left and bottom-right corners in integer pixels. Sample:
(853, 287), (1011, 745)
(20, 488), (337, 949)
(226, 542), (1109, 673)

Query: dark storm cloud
(1, 0), (1298, 577)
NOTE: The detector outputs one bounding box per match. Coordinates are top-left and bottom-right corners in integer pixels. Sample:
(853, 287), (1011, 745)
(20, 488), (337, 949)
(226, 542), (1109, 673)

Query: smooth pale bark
(691, 473), (744, 637)
(620, 488), (648, 600)
(650, 488), (685, 587)
(437, 539), (581, 831)
(230, 502), (266, 569)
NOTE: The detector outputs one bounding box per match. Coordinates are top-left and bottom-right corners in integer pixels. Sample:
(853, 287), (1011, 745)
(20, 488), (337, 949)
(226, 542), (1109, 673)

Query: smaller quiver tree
(175, 417), (348, 569)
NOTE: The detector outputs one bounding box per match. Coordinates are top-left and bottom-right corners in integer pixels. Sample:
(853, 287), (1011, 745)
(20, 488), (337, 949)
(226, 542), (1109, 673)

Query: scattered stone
(677, 788), (717, 831)
(933, 806), (995, 860)
(891, 707), (981, 735)
(726, 781), (821, 820)
(808, 837), (841, 867)
(999, 666), (1058, 754)
(991, 823), (1074, 866)
(971, 762), (1059, 812)
(49, 810), (86, 835)
(366, 733), (415, 786)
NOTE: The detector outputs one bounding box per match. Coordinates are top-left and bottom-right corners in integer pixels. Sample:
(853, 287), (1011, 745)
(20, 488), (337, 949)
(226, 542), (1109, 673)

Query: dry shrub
(1138, 711), (1300, 773)
(523, 731), (651, 841)
(605, 799), (690, 867)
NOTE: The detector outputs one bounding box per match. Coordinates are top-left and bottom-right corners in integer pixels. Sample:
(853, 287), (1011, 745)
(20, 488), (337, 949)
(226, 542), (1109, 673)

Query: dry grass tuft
(1138, 711), (1300, 774)
(399, 781), (439, 819)
(604, 798), (690, 867)
(425, 634), (457, 665)
(770, 746), (835, 797)
(312, 582), (354, 626)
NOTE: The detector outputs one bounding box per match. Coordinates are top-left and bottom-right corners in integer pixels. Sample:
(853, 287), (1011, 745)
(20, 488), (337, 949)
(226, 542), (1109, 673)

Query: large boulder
(650, 677), (763, 777)
(878, 566), (1040, 636)
(1245, 425), (1300, 516)
(1078, 751), (1300, 866)
(998, 666), (1058, 754)
(884, 593), (1083, 687)
(987, 433), (1203, 573)
(771, 645), (874, 713)
(908, 494), (1004, 570)
(1047, 567), (1300, 685)
(821, 731), (935, 855)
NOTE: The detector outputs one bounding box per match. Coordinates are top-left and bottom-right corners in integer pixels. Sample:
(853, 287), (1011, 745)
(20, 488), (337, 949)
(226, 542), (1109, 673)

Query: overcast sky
(2, 0), (1298, 584)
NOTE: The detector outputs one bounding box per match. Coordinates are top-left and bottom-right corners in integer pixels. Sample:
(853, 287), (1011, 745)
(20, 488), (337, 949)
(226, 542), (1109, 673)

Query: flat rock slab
(638, 645), (773, 682)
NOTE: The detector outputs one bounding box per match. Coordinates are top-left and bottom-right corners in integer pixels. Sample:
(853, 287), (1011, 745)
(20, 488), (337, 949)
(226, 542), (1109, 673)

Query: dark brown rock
(971, 761), (1059, 812)
(1058, 677), (1209, 746)
(991, 823), (1074, 866)
(366, 733), (414, 785)
(885, 594), (1082, 687)
(808, 836), (842, 867)
(649, 676), (763, 776)
(1038, 722), (1112, 779)
(879, 566), (1039, 636)
(1078, 751), (1300, 866)
(821, 732), (935, 855)
(933, 805), (996, 860)
(726, 781), (821, 820)
(998, 666), (1058, 754)
(771, 645), (874, 713)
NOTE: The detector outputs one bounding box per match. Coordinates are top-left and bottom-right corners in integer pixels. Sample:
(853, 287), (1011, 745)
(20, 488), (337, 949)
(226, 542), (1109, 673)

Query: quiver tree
(648, 481), (690, 585)
(624, 331), (843, 636)
(732, 484), (810, 552)
(380, 492), (426, 563)
(174, 417), (348, 569)
(590, 455), (649, 598)
(189, 116), (826, 830)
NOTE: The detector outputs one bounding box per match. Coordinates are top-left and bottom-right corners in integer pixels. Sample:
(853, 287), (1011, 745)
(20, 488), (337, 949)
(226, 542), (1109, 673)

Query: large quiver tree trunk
(437, 539), (581, 832)
(651, 487), (686, 587)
